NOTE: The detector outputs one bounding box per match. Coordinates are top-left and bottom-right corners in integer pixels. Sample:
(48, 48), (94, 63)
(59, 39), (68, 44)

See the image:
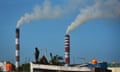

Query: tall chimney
(64, 34), (70, 66)
(16, 28), (20, 71)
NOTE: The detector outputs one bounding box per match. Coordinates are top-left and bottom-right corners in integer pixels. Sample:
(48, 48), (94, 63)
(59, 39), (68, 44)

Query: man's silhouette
(35, 47), (39, 63)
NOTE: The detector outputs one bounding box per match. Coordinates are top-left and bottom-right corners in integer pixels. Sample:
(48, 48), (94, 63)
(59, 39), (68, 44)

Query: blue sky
(0, 0), (120, 65)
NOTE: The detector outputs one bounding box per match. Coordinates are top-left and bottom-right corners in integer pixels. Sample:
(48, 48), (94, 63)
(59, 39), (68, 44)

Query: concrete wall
(30, 62), (111, 72)
(108, 67), (120, 72)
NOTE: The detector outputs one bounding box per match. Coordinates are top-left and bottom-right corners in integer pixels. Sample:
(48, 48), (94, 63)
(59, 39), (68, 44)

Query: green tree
(49, 52), (64, 65)
(19, 63), (30, 72)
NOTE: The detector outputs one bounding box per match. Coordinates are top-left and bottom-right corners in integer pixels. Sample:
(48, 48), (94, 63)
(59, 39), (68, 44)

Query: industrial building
(28, 34), (112, 72)
(108, 67), (120, 72)
(30, 62), (112, 72)
(0, 61), (6, 71)
(15, 29), (112, 72)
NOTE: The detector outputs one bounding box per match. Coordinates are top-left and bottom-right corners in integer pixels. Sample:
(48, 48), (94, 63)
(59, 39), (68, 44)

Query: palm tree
(49, 52), (64, 65)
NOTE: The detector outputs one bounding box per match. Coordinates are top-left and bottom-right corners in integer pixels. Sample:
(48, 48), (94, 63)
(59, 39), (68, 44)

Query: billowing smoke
(16, 0), (84, 28)
(16, 0), (63, 28)
(16, 0), (83, 28)
(66, 0), (120, 34)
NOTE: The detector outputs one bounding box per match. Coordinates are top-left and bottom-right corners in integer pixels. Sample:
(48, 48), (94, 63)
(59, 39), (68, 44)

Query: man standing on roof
(35, 47), (39, 63)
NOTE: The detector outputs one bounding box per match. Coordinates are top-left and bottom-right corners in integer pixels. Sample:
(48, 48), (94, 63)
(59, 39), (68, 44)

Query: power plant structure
(15, 29), (112, 72)
(15, 28), (20, 71)
(64, 34), (70, 66)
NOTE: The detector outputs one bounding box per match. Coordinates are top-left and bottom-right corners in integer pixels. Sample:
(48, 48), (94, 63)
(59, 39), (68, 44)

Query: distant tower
(16, 28), (20, 71)
(64, 34), (70, 66)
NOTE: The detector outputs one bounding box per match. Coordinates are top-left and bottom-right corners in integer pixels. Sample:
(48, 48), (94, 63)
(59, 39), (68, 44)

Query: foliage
(49, 52), (65, 65)
(19, 63), (30, 72)
(38, 55), (48, 64)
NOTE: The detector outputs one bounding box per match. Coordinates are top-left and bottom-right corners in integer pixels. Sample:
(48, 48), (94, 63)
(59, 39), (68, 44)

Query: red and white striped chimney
(64, 34), (70, 66)
(16, 28), (20, 71)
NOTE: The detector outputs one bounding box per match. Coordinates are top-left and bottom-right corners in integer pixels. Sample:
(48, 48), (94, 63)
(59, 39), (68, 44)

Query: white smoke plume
(16, 0), (63, 28)
(66, 0), (120, 34)
(16, 0), (83, 28)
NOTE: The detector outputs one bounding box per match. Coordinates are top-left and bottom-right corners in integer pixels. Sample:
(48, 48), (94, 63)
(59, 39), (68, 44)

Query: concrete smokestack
(64, 34), (70, 66)
(16, 28), (20, 71)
